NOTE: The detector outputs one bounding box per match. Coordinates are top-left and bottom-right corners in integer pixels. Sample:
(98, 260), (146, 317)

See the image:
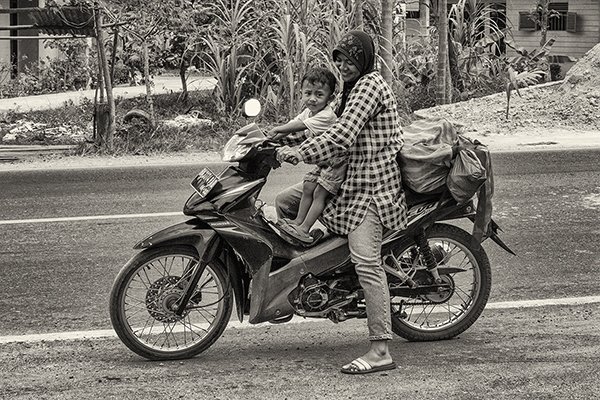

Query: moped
(109, 101), (513, 360)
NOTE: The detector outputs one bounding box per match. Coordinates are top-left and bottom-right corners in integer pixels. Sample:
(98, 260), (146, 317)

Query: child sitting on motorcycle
(267, 67), (346, 244)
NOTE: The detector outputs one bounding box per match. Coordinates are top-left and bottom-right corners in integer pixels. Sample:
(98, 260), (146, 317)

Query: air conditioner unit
(519, 12), (536, 31)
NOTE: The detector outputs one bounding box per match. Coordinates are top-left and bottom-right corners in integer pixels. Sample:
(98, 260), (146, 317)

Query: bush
(405, 83), (437, 112)
(75, 91), (241, 156)
(0, 39), (95, 98)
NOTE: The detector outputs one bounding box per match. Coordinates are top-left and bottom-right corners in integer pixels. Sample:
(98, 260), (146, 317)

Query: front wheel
(109, 245), (233, 360)
(387, 223), (492, 341)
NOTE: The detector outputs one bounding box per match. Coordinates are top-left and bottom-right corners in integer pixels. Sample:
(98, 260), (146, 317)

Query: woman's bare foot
(354, 340), (393, 367)
(340, 340), (395, 374)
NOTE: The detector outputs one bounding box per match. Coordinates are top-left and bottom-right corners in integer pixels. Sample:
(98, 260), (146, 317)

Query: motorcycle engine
(289, 274), (350, 313)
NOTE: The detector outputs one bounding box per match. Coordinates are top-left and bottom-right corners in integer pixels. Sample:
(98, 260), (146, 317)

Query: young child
(268, 67), (346, 244)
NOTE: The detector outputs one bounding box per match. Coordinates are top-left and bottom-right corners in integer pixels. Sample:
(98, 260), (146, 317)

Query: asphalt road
(0, 149), (599, 337)
(0, 149), (599, 399)
(1, 305), (599, 399)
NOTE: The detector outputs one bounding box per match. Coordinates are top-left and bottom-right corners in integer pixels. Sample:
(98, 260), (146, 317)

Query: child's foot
(276, 218), (293, 227)
(279, 222), (314, 244)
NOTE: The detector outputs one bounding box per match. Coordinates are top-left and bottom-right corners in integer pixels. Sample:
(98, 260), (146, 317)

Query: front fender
(134, 219), (216, 255)
(133, 218), (248, 322)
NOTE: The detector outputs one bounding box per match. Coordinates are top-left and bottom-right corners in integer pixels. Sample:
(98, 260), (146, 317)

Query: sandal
(340, 358), (397, 375)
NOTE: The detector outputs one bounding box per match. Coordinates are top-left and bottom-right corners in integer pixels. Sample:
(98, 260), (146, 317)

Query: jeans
(275, 185), (393, 341)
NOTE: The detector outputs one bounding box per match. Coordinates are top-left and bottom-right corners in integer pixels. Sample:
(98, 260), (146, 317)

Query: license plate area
(190, 168), (219, 199)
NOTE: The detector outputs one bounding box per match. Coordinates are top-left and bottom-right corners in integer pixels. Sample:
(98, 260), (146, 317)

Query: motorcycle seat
(404, 186), (446, 207)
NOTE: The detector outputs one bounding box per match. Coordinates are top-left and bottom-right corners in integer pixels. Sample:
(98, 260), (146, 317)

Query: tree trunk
(436, 0), (450, 105)
(142, 41), (156, 127)
(110, 29), (119, 85)
(419, 0), (430, 39)
(540, 0), (550, 82)
(94, 3), (115, 151)
(445, 53), (452, 103)
(380, 0), (394, 85)
(179, 59), (189, 103)
(448, 30), (462, 94)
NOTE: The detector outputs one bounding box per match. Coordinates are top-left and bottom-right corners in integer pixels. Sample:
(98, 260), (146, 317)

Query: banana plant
(504, 38), (555, 119)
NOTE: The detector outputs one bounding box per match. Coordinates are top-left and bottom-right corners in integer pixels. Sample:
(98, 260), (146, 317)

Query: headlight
(222, 135), (252, 162)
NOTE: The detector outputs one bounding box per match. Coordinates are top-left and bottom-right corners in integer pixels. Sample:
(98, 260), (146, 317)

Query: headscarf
(332, 30), (376, 116)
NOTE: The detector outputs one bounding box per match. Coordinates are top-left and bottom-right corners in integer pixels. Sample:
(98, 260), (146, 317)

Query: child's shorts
(304, 161), (348, 195)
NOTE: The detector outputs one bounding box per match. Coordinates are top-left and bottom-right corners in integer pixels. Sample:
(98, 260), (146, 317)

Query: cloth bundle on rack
(398, 118), (494, 244)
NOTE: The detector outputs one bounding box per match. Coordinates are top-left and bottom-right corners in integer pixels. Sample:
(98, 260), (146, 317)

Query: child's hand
(267, 128), (280, 139)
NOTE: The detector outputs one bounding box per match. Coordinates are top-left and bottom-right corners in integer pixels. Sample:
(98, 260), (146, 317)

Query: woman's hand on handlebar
(276, 146), (302, 165)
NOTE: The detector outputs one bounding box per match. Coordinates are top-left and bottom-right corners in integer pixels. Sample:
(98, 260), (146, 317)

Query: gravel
(415, 43), (600, 136)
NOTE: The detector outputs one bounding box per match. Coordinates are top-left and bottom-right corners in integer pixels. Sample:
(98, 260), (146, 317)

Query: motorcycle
(109, 100), (514, 360)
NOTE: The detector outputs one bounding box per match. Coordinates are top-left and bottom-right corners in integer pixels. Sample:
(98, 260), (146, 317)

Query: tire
(387, 223), (491, 341)
(109, 245), (233, 360)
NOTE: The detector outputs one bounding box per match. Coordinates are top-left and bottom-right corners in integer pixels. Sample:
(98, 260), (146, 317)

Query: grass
(1, 90), (246, 156)
(84, 90), (249, 156)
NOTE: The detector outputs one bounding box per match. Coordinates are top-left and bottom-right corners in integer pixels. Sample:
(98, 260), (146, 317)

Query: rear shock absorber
(414, 229), (442, 283)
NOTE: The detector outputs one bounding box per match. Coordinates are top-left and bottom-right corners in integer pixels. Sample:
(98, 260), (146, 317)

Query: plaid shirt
(297, 71), (407, 235)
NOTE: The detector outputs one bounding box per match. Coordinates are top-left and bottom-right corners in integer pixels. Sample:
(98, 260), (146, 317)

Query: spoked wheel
(109, 245), (232, 360)
(387, 223), (491, 341)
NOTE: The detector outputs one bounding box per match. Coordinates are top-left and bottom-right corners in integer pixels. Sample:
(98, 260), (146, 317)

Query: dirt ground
(1, 305), (599, 400)
(417, 43), (600, 136)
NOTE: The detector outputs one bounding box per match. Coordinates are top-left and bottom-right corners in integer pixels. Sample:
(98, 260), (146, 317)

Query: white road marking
(0, 212), (183, 225)
(1, 295), (599, 344)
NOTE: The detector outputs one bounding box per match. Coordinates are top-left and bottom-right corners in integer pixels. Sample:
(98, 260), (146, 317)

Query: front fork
(174, 235), (221, 316)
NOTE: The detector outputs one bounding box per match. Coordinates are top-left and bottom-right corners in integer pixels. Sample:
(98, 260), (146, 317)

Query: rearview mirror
(243, 99), (261, 117)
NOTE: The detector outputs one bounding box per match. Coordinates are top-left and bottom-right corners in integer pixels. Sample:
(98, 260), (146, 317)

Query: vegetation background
(0, 0), (578, 156)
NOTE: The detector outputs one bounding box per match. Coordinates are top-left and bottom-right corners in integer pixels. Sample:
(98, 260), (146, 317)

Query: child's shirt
(293, 105), (337, 138)
(294, 105), (344, 169)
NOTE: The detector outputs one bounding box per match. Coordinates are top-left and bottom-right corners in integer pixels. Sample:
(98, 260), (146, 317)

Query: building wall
(0, 0), (59, 75)
(38, 0), (60, 62)
(0, 0), (11, 68)
(506, 0), (600, 59)
(16, 0), (40, 73)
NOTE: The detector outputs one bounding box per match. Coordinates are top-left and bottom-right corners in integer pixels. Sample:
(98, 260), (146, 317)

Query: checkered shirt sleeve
(297, 72), (408, 235)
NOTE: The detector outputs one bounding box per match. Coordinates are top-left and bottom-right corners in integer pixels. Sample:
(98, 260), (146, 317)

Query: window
(548, 3), (568, 31)
(519, 3), (576, 32)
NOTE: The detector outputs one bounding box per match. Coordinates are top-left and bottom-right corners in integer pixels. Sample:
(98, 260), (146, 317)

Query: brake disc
(145, 276), (186, 323)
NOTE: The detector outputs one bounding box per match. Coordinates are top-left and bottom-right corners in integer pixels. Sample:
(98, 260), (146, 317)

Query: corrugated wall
(506, 0), (599, 59)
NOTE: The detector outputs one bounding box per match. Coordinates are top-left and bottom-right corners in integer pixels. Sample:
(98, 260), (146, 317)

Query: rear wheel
(387, 224), (491, 341)
(109, 245), (232, 360)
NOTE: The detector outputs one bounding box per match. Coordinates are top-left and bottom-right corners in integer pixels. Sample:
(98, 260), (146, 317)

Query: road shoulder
(1, 128), (599, 172)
